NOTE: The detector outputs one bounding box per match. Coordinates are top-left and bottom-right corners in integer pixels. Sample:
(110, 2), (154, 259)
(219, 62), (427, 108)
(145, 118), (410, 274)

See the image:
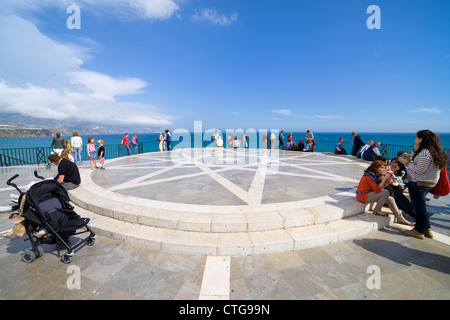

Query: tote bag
(430, 167), (450, 197)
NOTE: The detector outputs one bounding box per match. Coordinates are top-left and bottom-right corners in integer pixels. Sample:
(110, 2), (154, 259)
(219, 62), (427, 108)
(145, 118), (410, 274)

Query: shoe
(373, 211), (389, 217)
(424, 229), (434, 239)
(401, 228), (425, 239)
(427, 211), (435, 218)
(395, 218), (415, 226)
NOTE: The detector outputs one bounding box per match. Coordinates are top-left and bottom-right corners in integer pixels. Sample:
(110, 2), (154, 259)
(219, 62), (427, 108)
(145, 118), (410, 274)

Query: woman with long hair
(398, 130), (448, 239)
(356, 160), (413, 225)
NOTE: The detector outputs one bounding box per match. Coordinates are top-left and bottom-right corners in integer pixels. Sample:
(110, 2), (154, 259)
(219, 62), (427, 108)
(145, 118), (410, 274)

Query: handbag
(430, 167), (450, 197)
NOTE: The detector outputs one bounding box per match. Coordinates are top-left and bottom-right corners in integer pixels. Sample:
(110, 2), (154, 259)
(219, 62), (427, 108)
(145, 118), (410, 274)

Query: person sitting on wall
(297, 140), (305, 152)
(363, 141), (382, 161)
(358, 140), (373, 159)
(334, 138), (348, 155)
(303, 139), (313, 152)
(48, 154), (81, 190)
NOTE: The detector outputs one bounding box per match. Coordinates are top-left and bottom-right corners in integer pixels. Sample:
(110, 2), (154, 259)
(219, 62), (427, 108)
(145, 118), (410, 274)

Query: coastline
(1, 131), (450, 150)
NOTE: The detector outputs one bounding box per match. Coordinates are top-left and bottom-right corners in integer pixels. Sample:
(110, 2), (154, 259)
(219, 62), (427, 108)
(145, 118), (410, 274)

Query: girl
(398, 130), (448, 239)
(356, 160), (413, 225)
(64, 139), (72, 154)
(87, 137), (98, 170)
(390, 158), (406, 191)
(60, 149), (74, 162)
(303, 139), (312, 152)
(132, 133), (138, 155)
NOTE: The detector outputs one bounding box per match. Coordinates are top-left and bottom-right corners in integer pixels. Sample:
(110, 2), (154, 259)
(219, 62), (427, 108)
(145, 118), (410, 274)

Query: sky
(0, 0), (449, 133)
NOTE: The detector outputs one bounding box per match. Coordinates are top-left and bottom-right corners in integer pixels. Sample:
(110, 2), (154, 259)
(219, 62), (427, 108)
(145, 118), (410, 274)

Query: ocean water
(1, 132), (449, 150)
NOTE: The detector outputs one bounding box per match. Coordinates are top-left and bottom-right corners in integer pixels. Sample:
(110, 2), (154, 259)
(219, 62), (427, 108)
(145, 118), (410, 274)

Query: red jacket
(356, 174), (383, 203)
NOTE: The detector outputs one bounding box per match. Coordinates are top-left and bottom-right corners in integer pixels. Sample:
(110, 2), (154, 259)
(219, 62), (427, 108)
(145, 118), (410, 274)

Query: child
(64, 138), (72, 154)
(60, 149), (75, 162)
(87, 137), (98, 170)
(390, 158), (406, 191)
(232, 137), (239, 149)
(97, 139), (105, 170)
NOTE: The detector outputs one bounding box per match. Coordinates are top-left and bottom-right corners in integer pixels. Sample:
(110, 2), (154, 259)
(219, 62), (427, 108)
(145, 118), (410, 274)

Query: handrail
(0, 140), (447, 167)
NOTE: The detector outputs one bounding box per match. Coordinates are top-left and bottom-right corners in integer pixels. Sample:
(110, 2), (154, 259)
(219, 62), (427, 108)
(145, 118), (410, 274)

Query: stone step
(74, 205), (393, 256)
(69, 186), (370, 233)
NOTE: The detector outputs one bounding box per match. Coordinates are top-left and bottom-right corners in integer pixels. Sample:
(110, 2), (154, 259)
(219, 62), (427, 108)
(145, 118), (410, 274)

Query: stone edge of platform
(74, 205), (393, 257)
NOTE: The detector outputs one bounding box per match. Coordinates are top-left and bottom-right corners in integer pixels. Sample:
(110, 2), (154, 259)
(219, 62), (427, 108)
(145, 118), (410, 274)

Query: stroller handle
(6, 174), (23, 194)
(6, 174), (19, 186)
(34, 170), (46, 180)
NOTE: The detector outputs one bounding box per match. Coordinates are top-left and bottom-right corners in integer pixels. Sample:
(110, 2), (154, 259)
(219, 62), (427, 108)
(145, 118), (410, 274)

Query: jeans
(73, 147), (82, 164)
(407, 182), (433, 234)
(125, 144), (131, 155)
(393, 190), (415, 218)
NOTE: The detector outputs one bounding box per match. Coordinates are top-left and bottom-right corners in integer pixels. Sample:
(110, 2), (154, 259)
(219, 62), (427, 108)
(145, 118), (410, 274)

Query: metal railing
(1, 139), (447, 167)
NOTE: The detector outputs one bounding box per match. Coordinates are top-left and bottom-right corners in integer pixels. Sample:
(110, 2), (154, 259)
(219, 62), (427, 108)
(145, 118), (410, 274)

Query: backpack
(430, 167), (450, 197)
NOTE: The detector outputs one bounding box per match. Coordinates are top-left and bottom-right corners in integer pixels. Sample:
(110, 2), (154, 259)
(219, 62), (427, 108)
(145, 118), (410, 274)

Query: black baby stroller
(7, 171), (96, 264)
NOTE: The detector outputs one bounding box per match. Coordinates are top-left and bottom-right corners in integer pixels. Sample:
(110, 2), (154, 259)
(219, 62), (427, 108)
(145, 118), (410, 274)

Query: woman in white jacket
(398, 130), (447, 239)
(70, 131), (83, 165)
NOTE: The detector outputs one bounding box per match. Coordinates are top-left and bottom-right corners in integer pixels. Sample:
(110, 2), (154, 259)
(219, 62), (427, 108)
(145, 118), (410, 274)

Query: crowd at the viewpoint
(46, 128), (449, 242)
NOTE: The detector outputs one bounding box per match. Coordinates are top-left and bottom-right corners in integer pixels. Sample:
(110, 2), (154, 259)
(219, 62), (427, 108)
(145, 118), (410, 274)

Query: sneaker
(401, 228), (425, 239)
(9, 193), (19, 200)
(424, 229), (434, 239)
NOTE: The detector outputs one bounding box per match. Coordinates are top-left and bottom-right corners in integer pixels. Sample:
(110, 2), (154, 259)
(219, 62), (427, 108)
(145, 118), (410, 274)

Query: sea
(1, 132), (449, 150)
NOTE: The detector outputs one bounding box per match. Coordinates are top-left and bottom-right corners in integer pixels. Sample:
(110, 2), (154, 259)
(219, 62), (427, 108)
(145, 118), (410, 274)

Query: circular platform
(69, 149), (391, 256)
(92, 148), (364, 206)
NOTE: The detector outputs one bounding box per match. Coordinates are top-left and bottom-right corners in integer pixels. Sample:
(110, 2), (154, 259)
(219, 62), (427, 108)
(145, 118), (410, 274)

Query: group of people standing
(356, 129), (448, 240)
(157, 130), (172, 152)
(50, 131), (107, 171)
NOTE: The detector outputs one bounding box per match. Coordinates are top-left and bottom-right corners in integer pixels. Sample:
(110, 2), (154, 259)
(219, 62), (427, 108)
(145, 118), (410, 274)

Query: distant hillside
(0, 128), (55, 138)
(0, 113), (160, 137)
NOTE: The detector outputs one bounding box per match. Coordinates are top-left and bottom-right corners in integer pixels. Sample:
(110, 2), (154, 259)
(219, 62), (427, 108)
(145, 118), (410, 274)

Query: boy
(98, 139), (105, 170)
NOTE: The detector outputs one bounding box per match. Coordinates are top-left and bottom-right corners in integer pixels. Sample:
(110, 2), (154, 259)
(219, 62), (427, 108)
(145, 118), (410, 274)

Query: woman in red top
(356, 160), (413, 225)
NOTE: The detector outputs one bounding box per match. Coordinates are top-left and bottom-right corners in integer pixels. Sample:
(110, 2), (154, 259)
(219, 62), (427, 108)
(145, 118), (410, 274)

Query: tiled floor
(0, 152), (449, 301)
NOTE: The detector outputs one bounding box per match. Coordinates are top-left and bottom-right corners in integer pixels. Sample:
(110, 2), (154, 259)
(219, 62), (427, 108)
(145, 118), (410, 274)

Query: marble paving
(89, 148), (366, 207)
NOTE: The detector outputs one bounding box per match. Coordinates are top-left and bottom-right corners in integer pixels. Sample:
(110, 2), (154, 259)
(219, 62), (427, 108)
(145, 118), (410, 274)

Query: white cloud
(312, 115), (343, 119)
(3, 0), (180, 20)
(68, 71), (148, 102)
(0, 81), (172, 126)
(271, 109), (293, 116)
(0, 14), (172, 127)
(418, 108), (441, 114)
(0, 15), (87, 88)
(191, 8), (238, 26)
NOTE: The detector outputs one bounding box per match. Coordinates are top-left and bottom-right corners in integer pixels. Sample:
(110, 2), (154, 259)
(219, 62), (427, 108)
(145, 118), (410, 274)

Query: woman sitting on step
(356, 160), (413, 226)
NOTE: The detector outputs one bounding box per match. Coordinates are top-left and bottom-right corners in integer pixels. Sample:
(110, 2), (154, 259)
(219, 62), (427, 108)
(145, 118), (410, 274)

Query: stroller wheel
(22, 250), (36, 263)
(86, 236), (96, 246)
(61, 253), (73, 264)
(35, 246), (44, 258)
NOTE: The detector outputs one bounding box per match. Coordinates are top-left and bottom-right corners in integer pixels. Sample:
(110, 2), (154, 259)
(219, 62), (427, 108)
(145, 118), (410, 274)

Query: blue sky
(0, 0), (449, 133)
